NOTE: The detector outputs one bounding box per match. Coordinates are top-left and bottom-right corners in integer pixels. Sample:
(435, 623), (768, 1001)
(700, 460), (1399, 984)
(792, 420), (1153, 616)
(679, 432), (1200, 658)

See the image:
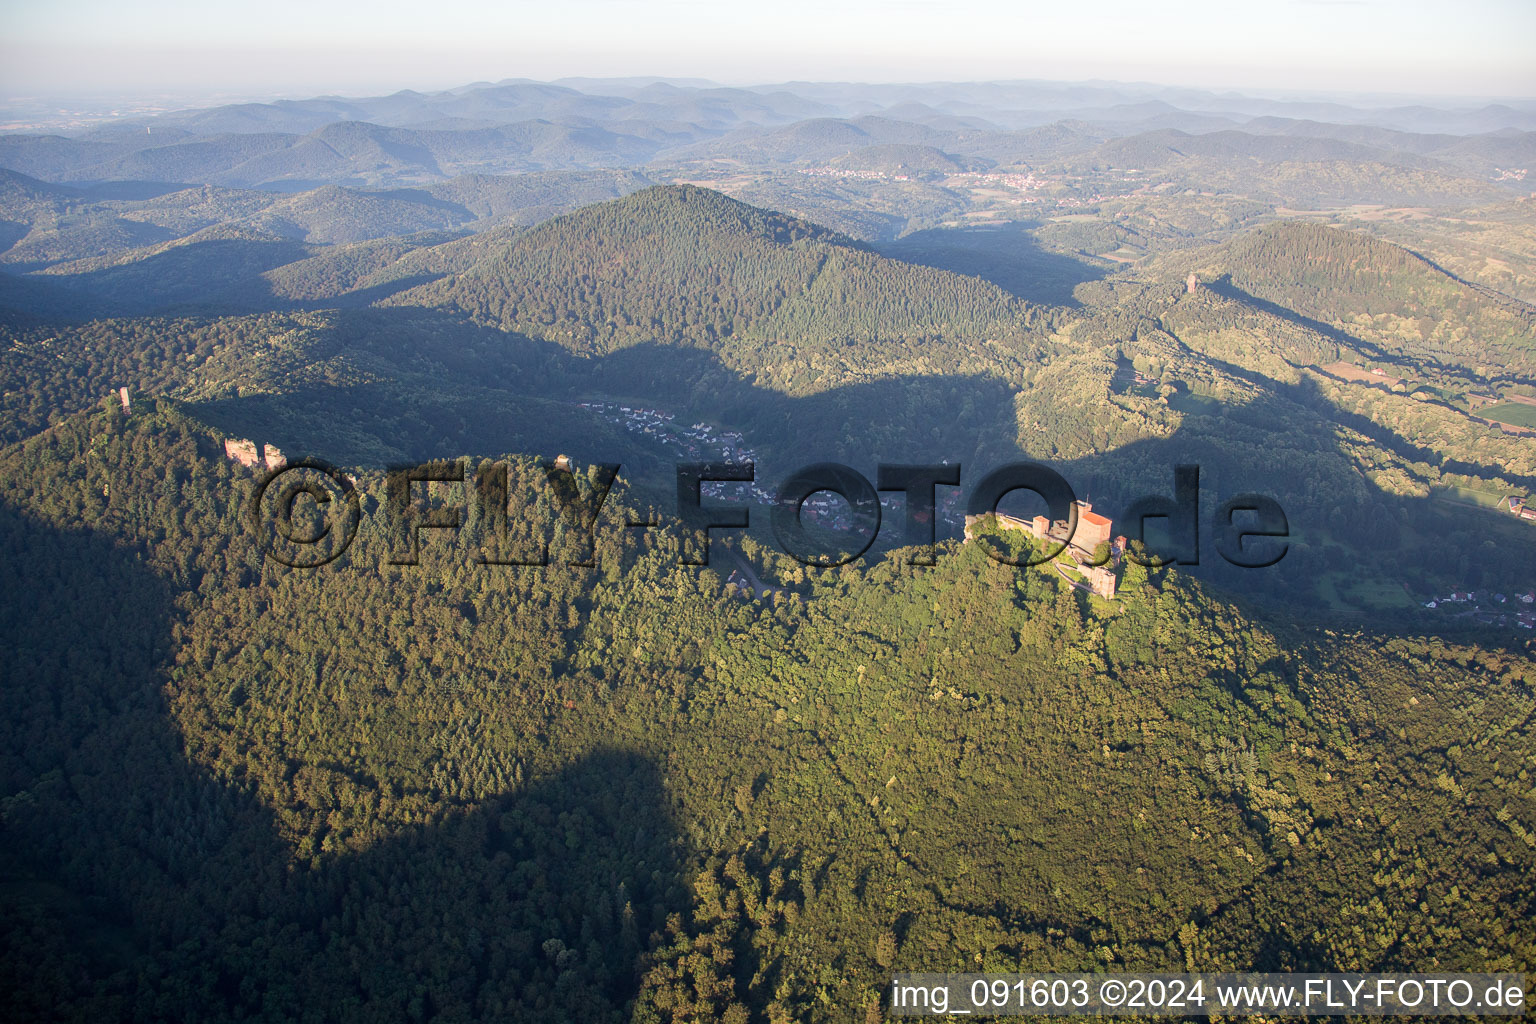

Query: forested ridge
(7, 186), (1536, 611)
(1215, 221), (1536, 377)
(2, 397), (1532, 1022)
(401, 186), (1051, 359)
(3, 159), (1536, 1023)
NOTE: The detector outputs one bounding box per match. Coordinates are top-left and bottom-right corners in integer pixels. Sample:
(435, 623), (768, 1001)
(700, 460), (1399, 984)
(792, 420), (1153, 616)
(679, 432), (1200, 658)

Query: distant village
(792, 166), (1165, 210)
(576, 399), (966, 534)
(577, 399), (774, 501)
(1419, 497), (1536, 628)
(1422, 587), (1536, 630)
(798, 167), (913, 183)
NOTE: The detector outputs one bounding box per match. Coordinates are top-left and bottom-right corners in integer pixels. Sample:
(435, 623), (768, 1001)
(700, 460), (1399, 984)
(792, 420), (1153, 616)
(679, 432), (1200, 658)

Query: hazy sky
(3, 0), (1533, 102)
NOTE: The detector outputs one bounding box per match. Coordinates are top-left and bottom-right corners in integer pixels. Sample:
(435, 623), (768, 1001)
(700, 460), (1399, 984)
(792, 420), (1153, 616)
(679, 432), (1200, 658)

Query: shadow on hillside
(6, 258), (1529, 628)
(4, 218), (1102, 322)
(293, 271), (451, 309)
(180, 312), (1032, 502)
(0, 500), (690, 1022)
(1155, 330), (1536, 493)
(0, 218), (29, 254)
(1205, 276), (1399, 363)
(77, 181), (198, 201)
(879, 221), (1109, 307)
(34, 236), (314, 315)
(165, 303), (1536, 626)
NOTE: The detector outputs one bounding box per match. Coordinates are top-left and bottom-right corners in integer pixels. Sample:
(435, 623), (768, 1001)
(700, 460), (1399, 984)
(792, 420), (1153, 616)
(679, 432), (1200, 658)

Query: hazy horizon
(7, 73), (1536, 109)
(4, 0), (1534, 109)
(3, 74), (1533, 137)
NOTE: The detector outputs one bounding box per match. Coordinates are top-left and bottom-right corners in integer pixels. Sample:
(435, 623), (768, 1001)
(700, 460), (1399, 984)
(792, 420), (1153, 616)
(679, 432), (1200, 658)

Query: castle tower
(1186, 272), (1198, 294)
(1087, 565), (1117, 599)
(1072, 500), (1112, 555)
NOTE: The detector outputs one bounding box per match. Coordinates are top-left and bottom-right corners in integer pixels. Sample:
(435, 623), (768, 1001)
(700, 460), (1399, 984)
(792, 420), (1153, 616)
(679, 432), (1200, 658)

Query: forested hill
(2, 398), (1533, 1021)
(6, 75), (1536, 1023)
(399, 185), (1050, 357)
(1213, 221), (1536, 377)
(0, 168), (653, 273)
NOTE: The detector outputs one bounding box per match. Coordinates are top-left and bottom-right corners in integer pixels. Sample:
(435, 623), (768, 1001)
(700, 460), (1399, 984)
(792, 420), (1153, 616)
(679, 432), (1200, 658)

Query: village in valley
(575, 399), (969, 535)
(1413, 492), (1536, 629)
(1422, 586), (1536, 629)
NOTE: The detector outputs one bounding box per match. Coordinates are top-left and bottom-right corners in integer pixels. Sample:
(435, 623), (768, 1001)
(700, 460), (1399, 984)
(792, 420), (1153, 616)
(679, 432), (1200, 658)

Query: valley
(1, 74), (1533, 1024)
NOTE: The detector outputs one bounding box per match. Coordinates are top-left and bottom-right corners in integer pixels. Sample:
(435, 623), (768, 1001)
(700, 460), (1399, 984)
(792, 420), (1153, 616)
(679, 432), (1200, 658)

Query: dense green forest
(3, 122), (1536, 1023)
(2, 399), (1532, 1022)
(1215, 221), (1536, 378)
(6, 185), (1536, 612)
(397, 186), (1052, 359)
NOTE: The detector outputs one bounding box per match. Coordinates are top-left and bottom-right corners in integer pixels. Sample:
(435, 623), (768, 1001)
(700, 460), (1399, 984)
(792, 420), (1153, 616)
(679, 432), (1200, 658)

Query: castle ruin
(224, 438), (261, 468)
(223, 439), (286, 470)
(965, 499), (1124, 599)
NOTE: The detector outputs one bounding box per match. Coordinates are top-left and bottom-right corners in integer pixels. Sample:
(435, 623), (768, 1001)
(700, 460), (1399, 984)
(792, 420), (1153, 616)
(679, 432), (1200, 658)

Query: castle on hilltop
(965, 499), (1126, 599)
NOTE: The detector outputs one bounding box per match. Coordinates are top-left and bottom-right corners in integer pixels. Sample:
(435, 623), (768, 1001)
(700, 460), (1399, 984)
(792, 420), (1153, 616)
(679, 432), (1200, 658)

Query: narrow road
(723, 544), (780, 600)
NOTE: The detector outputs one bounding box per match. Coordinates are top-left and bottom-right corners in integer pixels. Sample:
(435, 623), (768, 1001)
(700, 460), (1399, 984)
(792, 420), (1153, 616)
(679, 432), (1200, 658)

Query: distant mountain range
(0, 78), (1531, 191)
